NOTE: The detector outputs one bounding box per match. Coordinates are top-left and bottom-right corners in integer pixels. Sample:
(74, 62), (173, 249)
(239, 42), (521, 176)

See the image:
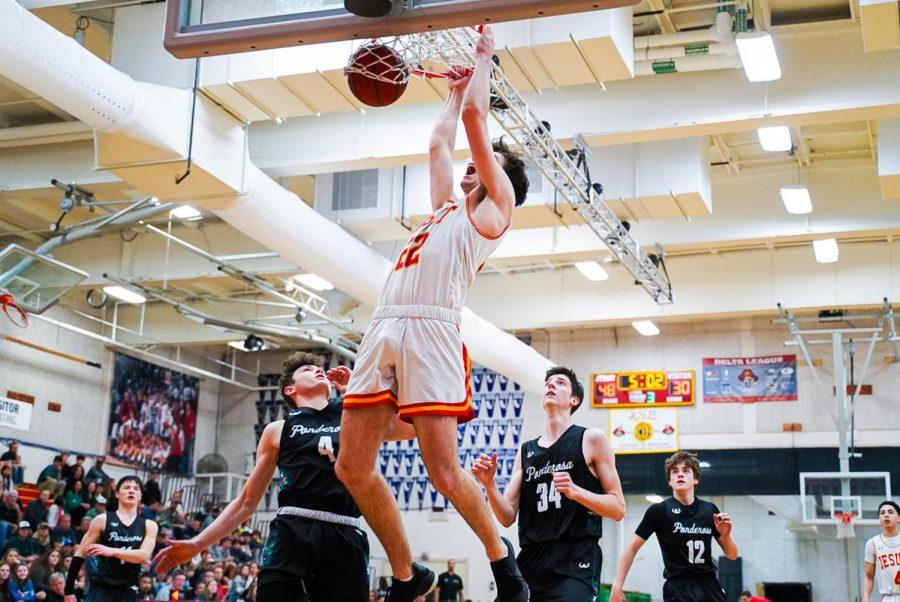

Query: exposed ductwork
(0, 0), (554, 393)
(633, 11), (739, 76)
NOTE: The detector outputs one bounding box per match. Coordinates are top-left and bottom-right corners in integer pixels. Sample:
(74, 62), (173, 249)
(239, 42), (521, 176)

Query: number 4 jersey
(864, 533), (900, 596)
(518, 425), (604, 546)
(636, 497), (721, 581)
(276, 401), (361, 518)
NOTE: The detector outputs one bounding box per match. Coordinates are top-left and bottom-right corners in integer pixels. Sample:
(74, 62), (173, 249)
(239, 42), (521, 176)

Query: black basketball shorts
(663, 577), (727, 602)
(517, 537), (602, 602)
(83, 582), (139, 602)
(258, 514), (370, 602)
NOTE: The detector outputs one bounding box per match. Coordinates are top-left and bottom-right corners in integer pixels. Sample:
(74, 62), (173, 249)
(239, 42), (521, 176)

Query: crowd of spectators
(0, 444), (265, 601)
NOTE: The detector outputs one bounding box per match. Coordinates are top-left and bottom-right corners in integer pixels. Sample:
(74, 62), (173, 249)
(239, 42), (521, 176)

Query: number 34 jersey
(276, 401), (361, 518)
(636, 497), (721, 581)
(518, 425), (604, 546)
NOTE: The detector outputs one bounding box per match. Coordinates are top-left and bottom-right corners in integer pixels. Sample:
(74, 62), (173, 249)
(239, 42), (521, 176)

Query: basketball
(346, 43), (409, 107)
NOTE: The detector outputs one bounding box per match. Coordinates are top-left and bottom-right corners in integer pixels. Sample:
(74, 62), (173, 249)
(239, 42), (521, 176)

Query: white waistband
(373, 304), (460, 324)
(276, 506), (361, 528)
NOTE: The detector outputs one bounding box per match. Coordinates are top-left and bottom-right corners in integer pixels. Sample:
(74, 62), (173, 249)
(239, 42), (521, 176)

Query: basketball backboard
(164, 0), (640, 58)
(0, 244), (88, 315)
(799, 472), (891, 526)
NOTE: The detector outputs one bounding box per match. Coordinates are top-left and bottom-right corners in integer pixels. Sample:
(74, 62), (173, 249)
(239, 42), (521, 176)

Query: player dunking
(863, 500), (900, 602)
(336, 26), (530, 602)
(472, 367), (626, 601)
(64, 476), (158, 602)
(611, 451), (738, 602)
(154, 352), (413, 601)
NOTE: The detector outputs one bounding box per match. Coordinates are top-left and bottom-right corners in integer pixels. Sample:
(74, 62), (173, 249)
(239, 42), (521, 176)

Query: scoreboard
(591, 370), (695, 408)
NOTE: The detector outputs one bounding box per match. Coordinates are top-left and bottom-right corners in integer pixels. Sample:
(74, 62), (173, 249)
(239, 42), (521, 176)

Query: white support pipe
(635, 41), (738, 62)
(0, 0), (553, 393)
(635, 53), (742, 76)
(634, 10), (732, 50)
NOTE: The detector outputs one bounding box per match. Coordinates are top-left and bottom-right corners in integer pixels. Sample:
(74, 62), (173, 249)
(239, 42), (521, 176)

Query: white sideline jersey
(866, 534), (900, 598)
(378, 197), (504, 314)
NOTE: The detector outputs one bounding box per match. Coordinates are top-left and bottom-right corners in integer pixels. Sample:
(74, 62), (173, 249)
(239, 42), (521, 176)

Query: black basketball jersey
(518, 425), (603, 546)
(635, 497), (722, 581)
(86, 511), (147, 589)
(277, 400), (360, 517)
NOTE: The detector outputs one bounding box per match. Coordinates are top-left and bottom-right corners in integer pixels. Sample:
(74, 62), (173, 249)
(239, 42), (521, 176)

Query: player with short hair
(64, 476), (158, 602)
(153, 352), (413, 602)
(611, 451), (738, 602)
(472, 367), (625, 601)
(863, 500), (900, 602)
(335, 26), (530, 602)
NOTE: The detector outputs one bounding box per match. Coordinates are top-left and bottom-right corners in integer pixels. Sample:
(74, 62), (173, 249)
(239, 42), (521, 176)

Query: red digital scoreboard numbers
(590, 370), (696, 408)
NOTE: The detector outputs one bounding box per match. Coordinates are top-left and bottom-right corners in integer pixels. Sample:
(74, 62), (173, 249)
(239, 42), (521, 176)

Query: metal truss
(412, 27), (674, 304)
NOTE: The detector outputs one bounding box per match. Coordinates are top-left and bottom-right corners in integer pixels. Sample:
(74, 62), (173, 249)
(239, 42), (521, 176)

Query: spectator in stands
(8, 563), (44, 602)
(82, 495), (105, 522)
(144, 472), (162, 508)
(137, 574), (154, 600)
(0, 444), (25, 486)
(49, 515), (76, 551)
(62, 481), (88, 527)
(740, 591), (772, 602)
(201, 506), (221, 531)
(41, 573), (64, 602)
(3, 523), (39, 559)
(23, 492), (49, 531)
(29, 524), (50, 555)
(75, 517), (91, 544)
(35, 457), (63, 497)
(181, 517), (202, 541)
(85, 458), (108, 486)
(0, 563), (11, 600)
(228, 563), (252, 602)
(142, 500), (164, 523)
(152, 527), (174, 559)
(27, 550), (61, 594)
(155, 571), (187, 600)
(0, 491), (21, 545)
(159, 495), (186, 534)
(61, 455), (84, 483)
(1, 464), (14, 493)
(1, 550), (20, 569)
(208, 538), (232, 562)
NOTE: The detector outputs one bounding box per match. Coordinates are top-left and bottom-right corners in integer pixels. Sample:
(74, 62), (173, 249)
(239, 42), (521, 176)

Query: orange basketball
(346, 43), (409, 107)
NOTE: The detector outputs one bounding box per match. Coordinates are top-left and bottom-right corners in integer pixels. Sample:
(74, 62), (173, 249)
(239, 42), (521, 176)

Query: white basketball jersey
(377, 199), (504, 313)
(866, 534), (900, 596)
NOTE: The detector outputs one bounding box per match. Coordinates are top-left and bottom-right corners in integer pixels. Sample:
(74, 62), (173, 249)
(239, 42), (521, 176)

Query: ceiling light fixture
(574, 261), (610, 282)
(632, 320), (660, 336)
(169, 205), (202, 220)
(102, 285), (147, 305)
(780, 186), (812, 214)
(736, 31), (782, 82)
(813, 238), (839, 264)
(293, 273), (335, 292)
(757, 126), (792, 152)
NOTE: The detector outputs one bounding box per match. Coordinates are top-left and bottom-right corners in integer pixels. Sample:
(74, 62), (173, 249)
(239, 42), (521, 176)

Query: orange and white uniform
(344, 196), (506, 423)
(866, 533), (900, 600)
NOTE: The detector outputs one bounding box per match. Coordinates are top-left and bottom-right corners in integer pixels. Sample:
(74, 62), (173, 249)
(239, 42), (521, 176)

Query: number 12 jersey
(636, 497), (721, 581)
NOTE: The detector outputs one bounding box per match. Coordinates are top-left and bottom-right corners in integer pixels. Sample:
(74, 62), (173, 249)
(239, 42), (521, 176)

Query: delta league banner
(0, 396), (33, 431)
(608, 408), (678, 455)
(702, 355), (798, 403)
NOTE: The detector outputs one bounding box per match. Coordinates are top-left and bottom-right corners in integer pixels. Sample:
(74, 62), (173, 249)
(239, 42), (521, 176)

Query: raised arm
(713, 512), (739, 560)
(553, 428), (626, 521)
(153, 421), (281, 576)
(429, 66), (471, 211)
(472, 450), (521, 527)
(610, 535), (648, 602)
(461, 26), (516, 236)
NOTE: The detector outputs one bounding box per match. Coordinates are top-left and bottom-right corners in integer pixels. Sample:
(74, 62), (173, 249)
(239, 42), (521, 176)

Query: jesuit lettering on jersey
(290, 424), (341, 437)
(878, 552), (900, 569)
(107, 532), (144, 544)
(672, 522), (713, 535)
(524, 460), (574, 482)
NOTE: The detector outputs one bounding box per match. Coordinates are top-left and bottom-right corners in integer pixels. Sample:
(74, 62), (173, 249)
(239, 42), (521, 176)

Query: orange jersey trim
(343, 389), (398, 408)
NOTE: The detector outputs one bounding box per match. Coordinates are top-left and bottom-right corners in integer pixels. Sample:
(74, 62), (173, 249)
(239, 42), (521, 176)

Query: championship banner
(0, 396), (33, 431)
(591, 370), (695, 408)
(702, 355), (798, 403)
(609, 408), (679, 455)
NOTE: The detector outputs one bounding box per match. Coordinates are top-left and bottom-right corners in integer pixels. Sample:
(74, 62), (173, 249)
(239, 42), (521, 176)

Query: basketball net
(835, 513), (856, 540)
(0, 292), (28, 328)
(344, 26), (482, 85)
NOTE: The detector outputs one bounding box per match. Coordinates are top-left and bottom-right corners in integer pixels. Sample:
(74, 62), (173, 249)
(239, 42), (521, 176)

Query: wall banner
(703, 355), (798, 403)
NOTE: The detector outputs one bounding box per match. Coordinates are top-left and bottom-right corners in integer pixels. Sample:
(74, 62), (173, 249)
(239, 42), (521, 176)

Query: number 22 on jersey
(394, 204), (457, 271)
